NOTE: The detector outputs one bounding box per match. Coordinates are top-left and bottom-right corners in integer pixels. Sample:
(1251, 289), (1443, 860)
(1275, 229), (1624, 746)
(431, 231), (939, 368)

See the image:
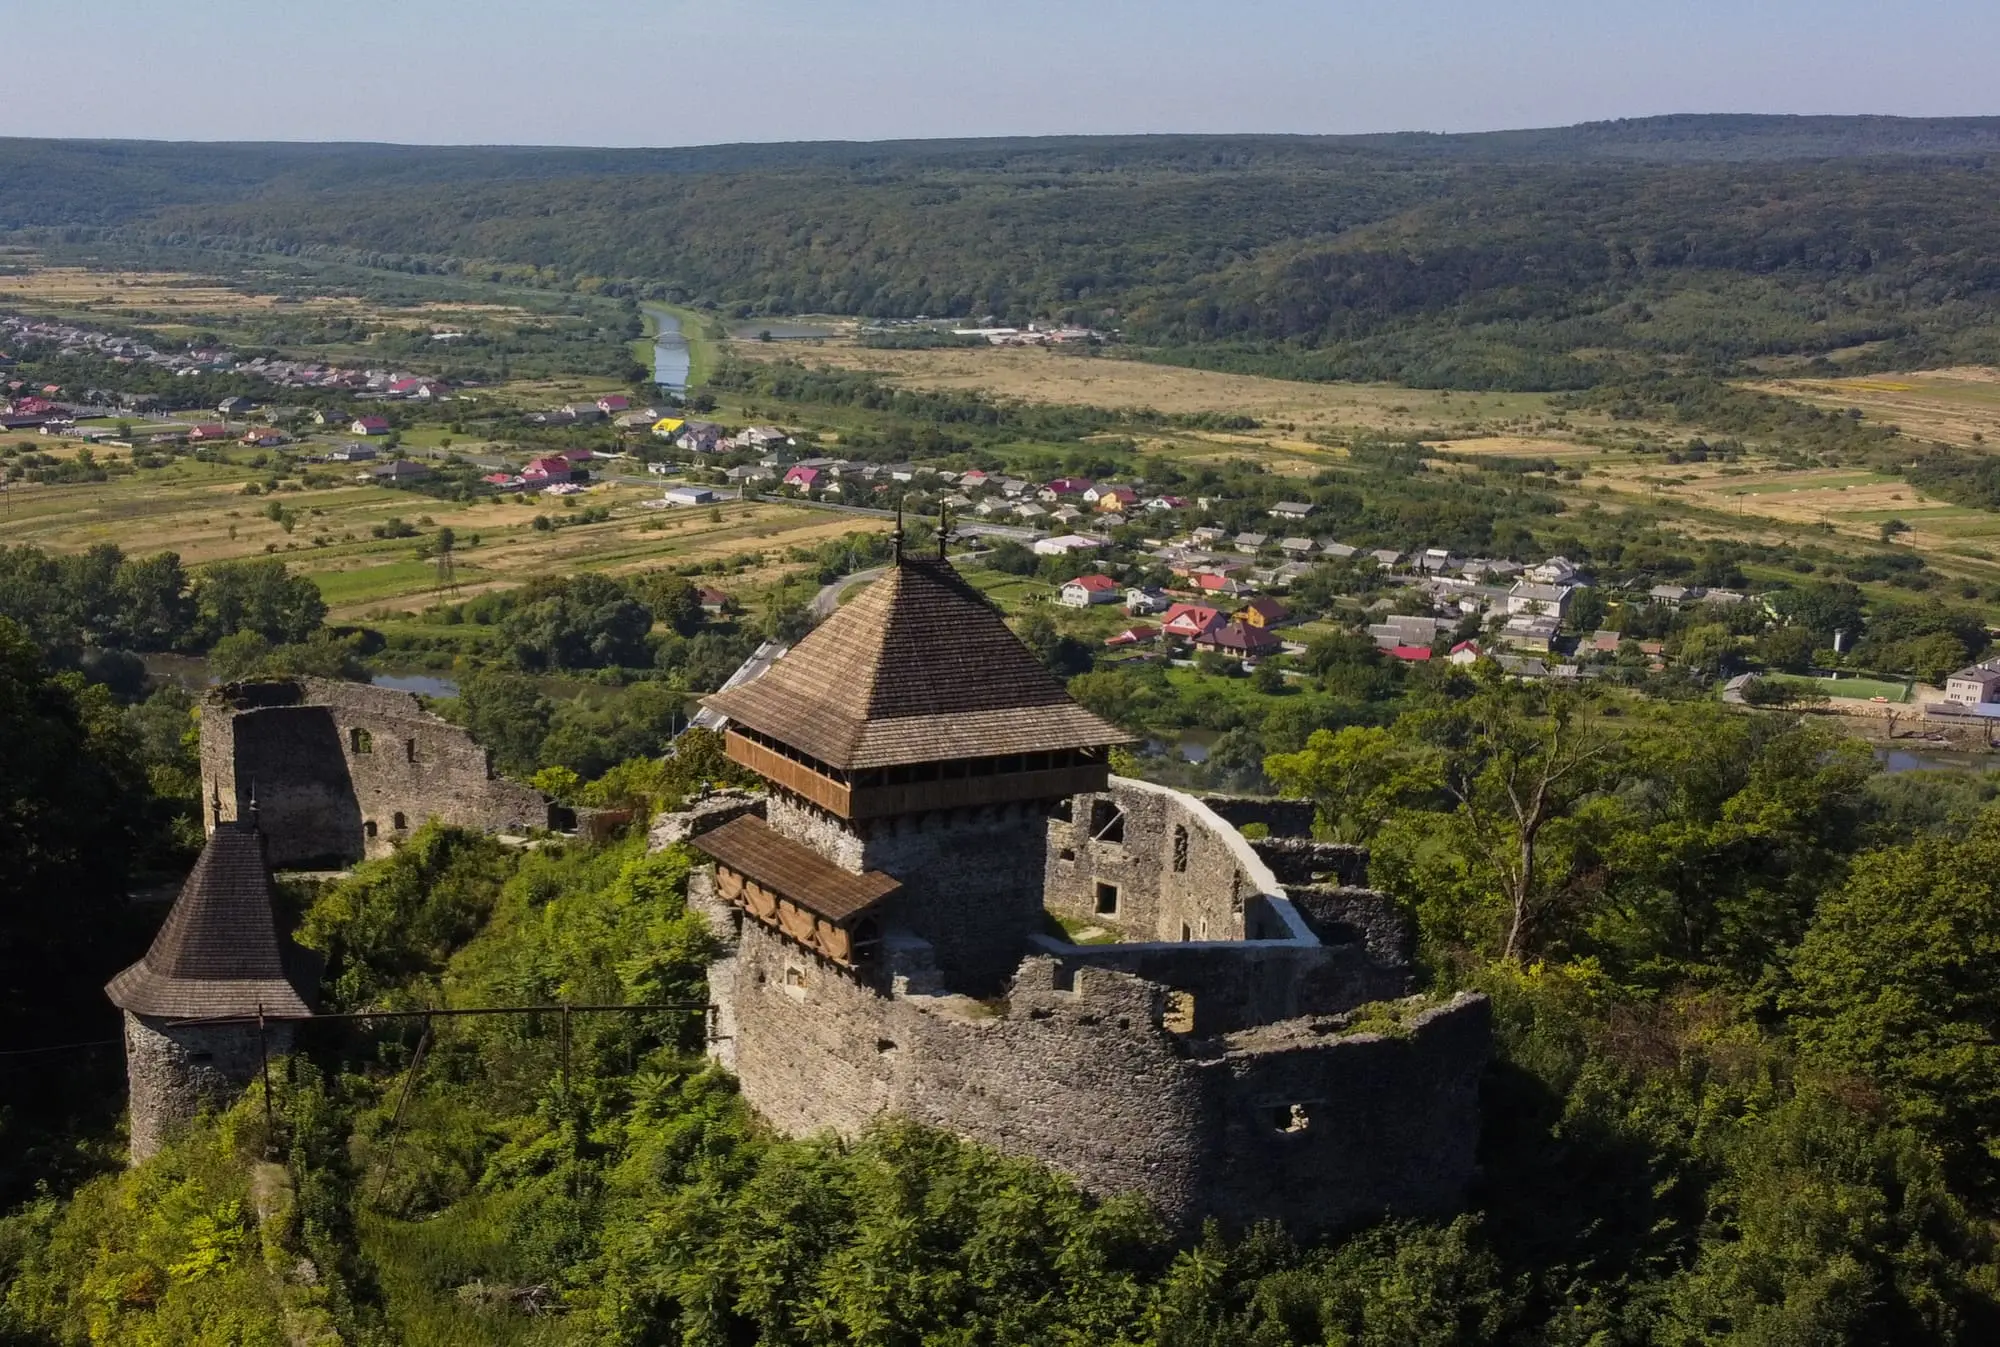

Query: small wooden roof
(106, 823), (318, 1020)
(702, 557), (1131, 771)
(693, 815), (901, 923)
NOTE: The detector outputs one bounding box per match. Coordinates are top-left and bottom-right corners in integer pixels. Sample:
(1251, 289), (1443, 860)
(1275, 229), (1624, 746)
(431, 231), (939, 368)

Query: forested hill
(9, 114), (2000, 385)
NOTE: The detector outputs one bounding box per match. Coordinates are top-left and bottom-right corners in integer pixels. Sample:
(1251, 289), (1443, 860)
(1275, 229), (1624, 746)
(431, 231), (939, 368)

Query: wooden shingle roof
(702, 558), (1131, 770)
(692, 815), (900, 922)
(106, 823), (317, 1020)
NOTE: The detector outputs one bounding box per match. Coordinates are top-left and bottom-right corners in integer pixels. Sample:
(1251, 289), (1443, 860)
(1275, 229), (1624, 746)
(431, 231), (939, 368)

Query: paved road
(812, 566), (886, 618)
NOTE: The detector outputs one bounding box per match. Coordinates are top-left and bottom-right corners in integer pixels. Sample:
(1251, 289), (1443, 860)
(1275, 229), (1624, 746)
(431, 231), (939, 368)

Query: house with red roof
(523, 455), (577, 482)
(186, 423), (231, 443)
(597, 394), (632, 414)
(783, 464), (823, 491)
(1039, 477), (1095, 500)
(1160, 603), (1225, 639)
(1104, 624), (1159, 647)
(1448, 640), (1483, 666)
(1086, 484), (1140, 511)
(349, 415), (392, 436)
(1190, 572), (1250, 599)
(1193, 621), (1282, 658)
(1388, 645), (1434, 662)
(1058, 574), (1122, 608)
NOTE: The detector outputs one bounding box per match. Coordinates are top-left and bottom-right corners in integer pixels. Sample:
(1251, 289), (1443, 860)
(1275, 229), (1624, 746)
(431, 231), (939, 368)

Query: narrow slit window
(1172, 825), (1189, 873)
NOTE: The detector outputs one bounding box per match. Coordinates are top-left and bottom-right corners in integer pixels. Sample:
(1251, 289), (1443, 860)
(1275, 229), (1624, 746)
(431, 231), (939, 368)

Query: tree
(503, 574), (655, 671)
(1400, 679), (1616, 961)
(451, 669), (553, 776)
(1754, 624), (1817, 674)
(631, 571), (704, 636)
(1787, 808), (2000, 1194)
(194, 558), (327, 645)
(1266, 725), (1434, 842)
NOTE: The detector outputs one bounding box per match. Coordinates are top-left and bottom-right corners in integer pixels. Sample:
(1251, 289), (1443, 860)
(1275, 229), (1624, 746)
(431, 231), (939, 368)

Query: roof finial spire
(892, 499), (904, 564)
(938, 500), (949, 560)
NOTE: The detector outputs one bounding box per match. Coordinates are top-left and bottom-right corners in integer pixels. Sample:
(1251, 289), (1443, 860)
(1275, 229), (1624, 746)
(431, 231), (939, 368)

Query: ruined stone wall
(719, 920), (1485, 1234)
(1028, 934), (1410, 1037)
(765, 793), (1050, 993)
(202, 678), (550, 867)
(1196, 794), (1316, 839)
(1252, 838), (1371, 889)
(1287, 885), (1416, 969)
(1046, 778), (1268, 943)
(124, 1012), (293, 1164)
(1204, 994), (1491, 1230)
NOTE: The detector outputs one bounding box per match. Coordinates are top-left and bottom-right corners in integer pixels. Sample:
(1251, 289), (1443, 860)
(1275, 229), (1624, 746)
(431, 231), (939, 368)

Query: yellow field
(1764, 368), (2000, 449)
(0, 456), (887, 621)
(0, 264), (536, 331)
(728, 339), (1563, 431)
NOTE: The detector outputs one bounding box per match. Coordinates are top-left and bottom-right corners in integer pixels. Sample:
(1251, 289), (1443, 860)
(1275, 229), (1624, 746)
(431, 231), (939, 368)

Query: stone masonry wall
(124, 1012), (293, 1164)
(202, 678), (550, 867)
(1196, 794), (1316, 839)
(719, 920), (1485, 1234)
(764, 793), (1050, 993)
(1046, 778), (1264, 943)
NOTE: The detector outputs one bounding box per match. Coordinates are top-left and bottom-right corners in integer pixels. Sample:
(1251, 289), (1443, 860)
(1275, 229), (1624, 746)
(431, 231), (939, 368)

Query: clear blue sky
(12, 0), (1997, 145)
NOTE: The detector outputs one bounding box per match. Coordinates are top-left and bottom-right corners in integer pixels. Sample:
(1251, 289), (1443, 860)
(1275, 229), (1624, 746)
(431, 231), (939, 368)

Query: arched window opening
(364, 820), (378, 839)
(393, 812), (408, 830)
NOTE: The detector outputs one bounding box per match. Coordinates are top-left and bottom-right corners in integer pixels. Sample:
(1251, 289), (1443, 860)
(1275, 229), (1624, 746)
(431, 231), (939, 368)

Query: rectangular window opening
(1094, 882), (1119, 916)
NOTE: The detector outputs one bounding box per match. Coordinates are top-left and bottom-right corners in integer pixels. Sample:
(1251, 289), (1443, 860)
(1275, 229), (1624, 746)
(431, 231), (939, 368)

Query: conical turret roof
(703, 556), (1131, 770)
(106, 822), (317, 1020)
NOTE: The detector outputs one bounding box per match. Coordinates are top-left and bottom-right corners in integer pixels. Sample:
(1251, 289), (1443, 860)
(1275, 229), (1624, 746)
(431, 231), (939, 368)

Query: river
(644, 306), (692, 391)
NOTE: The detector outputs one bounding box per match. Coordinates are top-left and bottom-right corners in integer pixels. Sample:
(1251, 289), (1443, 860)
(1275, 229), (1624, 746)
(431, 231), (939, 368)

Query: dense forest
(8, 116), (2000, 387)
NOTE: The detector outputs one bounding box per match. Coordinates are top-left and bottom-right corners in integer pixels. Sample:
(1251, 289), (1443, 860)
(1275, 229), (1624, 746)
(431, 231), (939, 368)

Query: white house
(1507, 581), (1573, 618)
(1059, 575), (1122, 608)
(1944, 662), (2000, 706)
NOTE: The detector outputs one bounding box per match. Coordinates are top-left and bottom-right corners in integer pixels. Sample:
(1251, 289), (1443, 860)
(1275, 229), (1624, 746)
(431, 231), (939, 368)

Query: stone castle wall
(706, 914), (1483, 1234)
(201, 678), (550, 867)
(124, 1012), (293, 1163)
(1046, 779), (1273, 943)
(764, 794), (1050, 992)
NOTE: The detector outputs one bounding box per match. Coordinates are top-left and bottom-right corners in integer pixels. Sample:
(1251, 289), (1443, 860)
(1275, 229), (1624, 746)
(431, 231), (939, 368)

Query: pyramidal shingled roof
(106, 823), (318, 1020)
(703, 556), (1132, 770)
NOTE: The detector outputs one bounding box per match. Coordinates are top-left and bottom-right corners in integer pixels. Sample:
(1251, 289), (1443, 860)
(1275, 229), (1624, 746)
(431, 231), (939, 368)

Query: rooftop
(703, 556), (1131, 771)
(105, 822), (317, 1020)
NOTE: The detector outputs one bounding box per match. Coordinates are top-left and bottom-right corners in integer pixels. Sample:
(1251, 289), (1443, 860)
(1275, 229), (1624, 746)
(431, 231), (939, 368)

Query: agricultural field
(727, 337), (1570, 433)
(1764, 369), (2000, 449)
(0, 447), (888, 624)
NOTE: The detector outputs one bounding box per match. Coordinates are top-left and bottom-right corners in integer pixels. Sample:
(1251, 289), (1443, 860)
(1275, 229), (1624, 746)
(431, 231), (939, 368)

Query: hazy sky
(10, 0), (1997, 146)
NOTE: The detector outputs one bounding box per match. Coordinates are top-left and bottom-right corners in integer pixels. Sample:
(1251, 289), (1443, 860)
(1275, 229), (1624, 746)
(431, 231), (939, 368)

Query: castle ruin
(200, 676), (553, 867)
(676, 549), (1490, 1234)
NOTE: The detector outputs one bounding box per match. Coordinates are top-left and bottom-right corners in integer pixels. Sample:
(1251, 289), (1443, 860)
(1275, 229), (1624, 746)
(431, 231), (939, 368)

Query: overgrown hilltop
(12, 658), (2000, 1340)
